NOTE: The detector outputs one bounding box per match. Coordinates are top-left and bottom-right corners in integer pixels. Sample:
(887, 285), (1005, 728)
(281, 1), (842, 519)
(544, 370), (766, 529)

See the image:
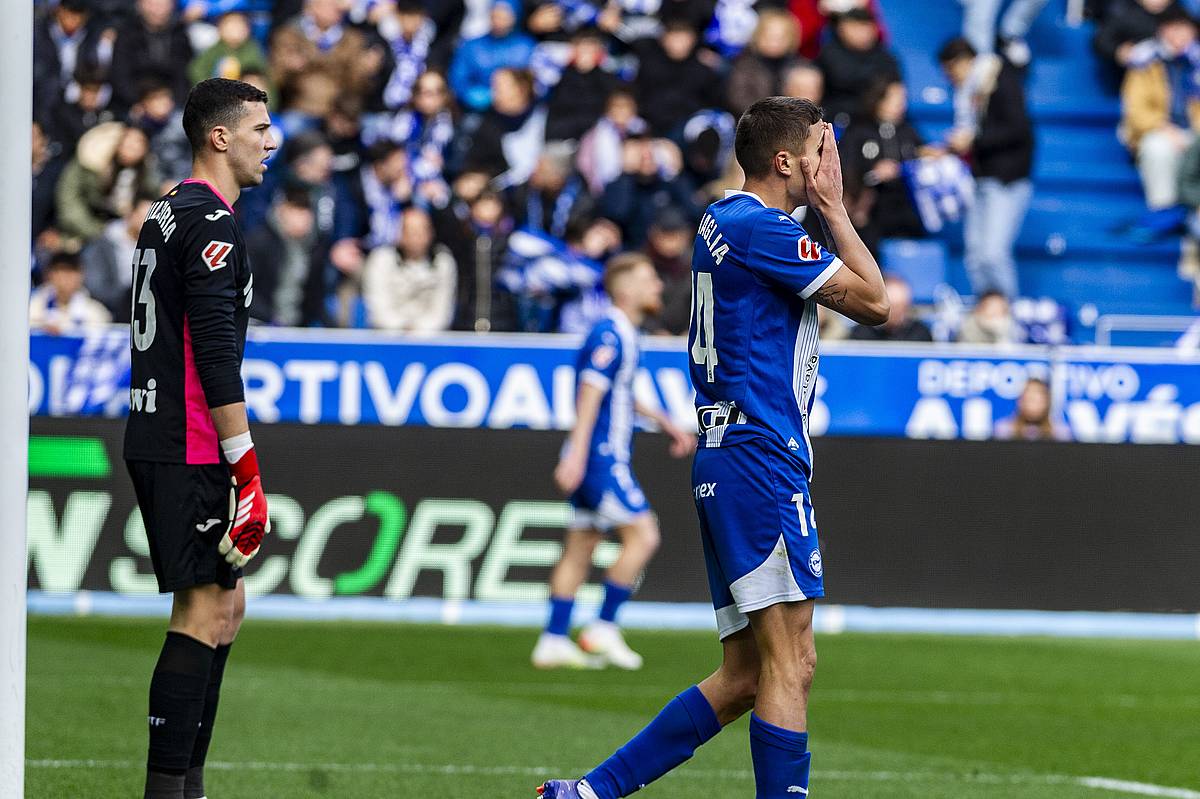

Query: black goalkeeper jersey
(124, 179), (252, 465)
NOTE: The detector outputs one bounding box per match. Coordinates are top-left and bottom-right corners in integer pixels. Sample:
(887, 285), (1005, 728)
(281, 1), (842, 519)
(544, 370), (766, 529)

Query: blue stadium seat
(879, 239), (947, 304)
(880, 0), (1194, 337)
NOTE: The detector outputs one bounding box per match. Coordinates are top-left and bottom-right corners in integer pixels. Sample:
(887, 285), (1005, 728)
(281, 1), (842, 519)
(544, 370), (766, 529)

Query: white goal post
(1, 1), (34, 795)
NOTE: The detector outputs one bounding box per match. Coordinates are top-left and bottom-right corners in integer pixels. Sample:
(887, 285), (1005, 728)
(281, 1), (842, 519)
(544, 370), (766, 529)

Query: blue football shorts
(692, 438), (825, 639)
(569, 459), (650, 532)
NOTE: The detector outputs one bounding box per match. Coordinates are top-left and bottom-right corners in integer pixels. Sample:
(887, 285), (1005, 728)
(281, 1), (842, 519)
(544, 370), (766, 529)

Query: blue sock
(749, 712), (811, 799)
(546, 595), (574, 637)
(598, 580), (633, 624)
(584, 685), (721, 798)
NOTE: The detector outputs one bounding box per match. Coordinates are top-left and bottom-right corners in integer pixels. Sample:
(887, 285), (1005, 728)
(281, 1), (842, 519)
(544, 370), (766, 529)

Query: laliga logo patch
(591, 344), (616, 370)
(202, 240), (233, 271)
(798, 235), (822, 261)
(808, 549), (823, 577)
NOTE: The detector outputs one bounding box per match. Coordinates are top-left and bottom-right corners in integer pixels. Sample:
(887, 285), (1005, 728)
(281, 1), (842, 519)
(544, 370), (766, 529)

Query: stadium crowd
(25, 0), (1165, 351)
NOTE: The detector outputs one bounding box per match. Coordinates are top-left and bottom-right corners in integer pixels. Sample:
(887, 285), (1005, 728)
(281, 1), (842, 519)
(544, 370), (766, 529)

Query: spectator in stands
(960, 0), (1050, 67)
(523, 1), (624, 43)
(270, 0), (386, 129)
(839, 78), (929, 254)
(33, 0), (111, 116)
(449, 0), (536, 112)
(364, 70), (456, 207)
(600, 134), (695, 247)
(726, 10), (802, 117)
(818, 9), (901, 128)
(32, 121), (65, 246)
(782, 60), (825, 104)
(460, 67), (545, 186)
(995, 377), (1071, 441)
(634, 18), (724, 137)
(545, 27), (620, 143)
(512, 143), (593, 238)
(789, 0), (886, 60)
(1094, 0), (1184, 69)
(334, 141), (411, 254)
(29, 252), (112, 334)
(246, 188), (331, 327)
(128, 81), (191, 183)
(849, 273), (932, 341)
(577, 88), (649, 194)
(55, 122), (160, 245)
(1120, 10), (1200, 210)
(44, 65), (117, 153)
(957, 289), (1023, 344)
(377, 0), (438, 110)
(363, 207), (457, 332)
(188, 11), (269, 85)
(81, 195), (152, 322)
(660, 0), (718, 34)
(434, 183), (515, 330)
(940, 37), (1033, 299)
(641, 206), (694, 335)
(1176, 134), (1200, 278)
(109, 0), (192, 115)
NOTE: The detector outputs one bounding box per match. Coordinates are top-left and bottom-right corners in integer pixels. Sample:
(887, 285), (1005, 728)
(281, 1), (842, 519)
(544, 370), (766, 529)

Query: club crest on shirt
(202, 240), (233, 271)
(798, 236), (822, 262)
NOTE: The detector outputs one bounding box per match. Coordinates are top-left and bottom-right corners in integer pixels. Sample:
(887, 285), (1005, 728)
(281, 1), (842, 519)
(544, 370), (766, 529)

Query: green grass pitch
(25, 616), (1200, 798)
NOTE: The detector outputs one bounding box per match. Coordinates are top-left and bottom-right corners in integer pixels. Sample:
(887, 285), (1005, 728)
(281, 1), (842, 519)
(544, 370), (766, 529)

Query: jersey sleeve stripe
(580, 368), (612, 391)
(798, 257), (843, 300)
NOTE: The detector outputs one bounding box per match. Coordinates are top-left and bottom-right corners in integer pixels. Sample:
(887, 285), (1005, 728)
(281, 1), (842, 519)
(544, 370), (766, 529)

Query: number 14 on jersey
(691, 271), (718, 383)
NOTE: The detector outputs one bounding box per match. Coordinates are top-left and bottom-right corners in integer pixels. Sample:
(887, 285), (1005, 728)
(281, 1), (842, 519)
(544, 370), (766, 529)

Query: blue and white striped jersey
(576, 306), (640, 464)
(687, 191), (843, 476)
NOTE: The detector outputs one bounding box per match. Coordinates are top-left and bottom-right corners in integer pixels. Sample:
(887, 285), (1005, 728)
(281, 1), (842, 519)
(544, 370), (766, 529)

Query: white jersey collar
(606, 305), (638, 338)
(724, 189), (766, 206)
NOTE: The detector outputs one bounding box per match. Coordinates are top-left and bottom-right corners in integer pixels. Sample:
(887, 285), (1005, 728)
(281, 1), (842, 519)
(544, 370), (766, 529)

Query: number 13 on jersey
(691, 271), (718, 383)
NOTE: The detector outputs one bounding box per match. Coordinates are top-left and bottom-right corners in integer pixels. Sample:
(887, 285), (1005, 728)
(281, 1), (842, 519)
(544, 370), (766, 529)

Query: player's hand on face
(800, 124), (843, 213)
(554, 451), (586, 496)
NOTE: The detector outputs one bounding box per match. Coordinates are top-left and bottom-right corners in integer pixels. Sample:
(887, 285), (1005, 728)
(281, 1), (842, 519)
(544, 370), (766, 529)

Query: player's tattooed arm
(813, 281), (849, 309)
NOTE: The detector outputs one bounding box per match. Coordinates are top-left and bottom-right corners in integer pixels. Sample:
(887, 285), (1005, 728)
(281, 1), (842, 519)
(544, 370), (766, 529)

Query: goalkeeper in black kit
(124, 78), (277, 799)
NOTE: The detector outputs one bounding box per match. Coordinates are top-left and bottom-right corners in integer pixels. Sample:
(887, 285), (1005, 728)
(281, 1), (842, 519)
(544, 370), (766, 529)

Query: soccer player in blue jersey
(533, 252), (696, 671)
(538, 97), (888, 797)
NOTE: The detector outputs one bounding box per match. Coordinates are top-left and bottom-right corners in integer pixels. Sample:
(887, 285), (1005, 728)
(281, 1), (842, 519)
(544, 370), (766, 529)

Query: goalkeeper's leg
(145, 583), (237, 799)
(187, 579), (246, 799)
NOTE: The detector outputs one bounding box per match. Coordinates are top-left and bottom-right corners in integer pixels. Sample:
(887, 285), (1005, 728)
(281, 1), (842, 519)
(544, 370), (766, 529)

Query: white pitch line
(24, 759), (1200, 796)
(1078, 778), (1200, 799)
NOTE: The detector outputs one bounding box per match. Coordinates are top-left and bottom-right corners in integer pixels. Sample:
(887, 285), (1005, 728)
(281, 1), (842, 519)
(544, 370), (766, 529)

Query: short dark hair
(182, 78), (269, 154)
(938, 36), (977, 64)
(734, 96), (824, 179)
(48, 251), (82, 271)
(1158, 8), (1197, 28)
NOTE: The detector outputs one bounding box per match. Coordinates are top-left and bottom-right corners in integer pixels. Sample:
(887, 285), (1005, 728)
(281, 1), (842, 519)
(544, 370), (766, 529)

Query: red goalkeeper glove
(219, 445), (270, 567)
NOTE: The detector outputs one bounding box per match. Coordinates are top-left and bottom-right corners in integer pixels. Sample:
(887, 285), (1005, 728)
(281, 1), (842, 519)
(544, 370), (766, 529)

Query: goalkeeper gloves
(218, 432), (270, 567)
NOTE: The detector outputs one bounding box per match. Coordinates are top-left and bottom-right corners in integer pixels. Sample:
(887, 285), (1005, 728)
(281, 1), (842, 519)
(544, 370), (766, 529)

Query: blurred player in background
(533, 253), (695, 671)
(124, 78), (276, 799)
(539, 97), (888, 798)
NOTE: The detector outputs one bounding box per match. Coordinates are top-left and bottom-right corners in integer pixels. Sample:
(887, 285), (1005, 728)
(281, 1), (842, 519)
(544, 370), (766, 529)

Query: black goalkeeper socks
(184, 766), (206, 799)
(144, 769), (186, 799)
(146, 631), (215, 792)
(185, 642), (232, 799)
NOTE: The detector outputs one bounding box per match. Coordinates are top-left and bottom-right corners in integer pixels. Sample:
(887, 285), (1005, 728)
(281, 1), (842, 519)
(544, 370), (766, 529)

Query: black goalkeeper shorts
(126, 460), (243, 593)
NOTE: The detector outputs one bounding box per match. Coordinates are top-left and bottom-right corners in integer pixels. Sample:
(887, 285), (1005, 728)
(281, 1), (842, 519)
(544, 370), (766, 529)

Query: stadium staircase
(881, 0), (1197, 343)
